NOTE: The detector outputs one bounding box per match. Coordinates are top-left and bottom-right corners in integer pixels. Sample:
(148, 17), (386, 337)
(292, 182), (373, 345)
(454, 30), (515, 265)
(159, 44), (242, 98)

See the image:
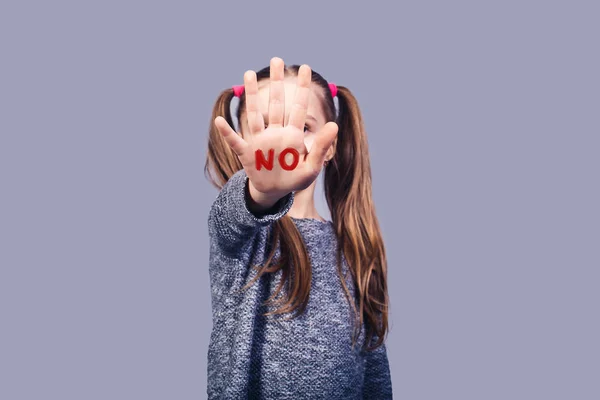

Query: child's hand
(214, 57), (338, 203)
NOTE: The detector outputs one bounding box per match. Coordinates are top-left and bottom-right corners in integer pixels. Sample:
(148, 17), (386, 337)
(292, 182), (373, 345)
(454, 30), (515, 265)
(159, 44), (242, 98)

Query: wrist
(247, 179), (288, 213)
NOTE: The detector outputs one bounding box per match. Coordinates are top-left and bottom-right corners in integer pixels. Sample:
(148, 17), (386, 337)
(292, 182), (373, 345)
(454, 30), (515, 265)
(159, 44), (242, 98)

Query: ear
(324, 134), (338, 162)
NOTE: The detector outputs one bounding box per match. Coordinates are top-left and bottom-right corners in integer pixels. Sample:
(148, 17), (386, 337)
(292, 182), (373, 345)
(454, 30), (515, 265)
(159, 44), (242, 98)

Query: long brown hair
(204, 64), (389, 352)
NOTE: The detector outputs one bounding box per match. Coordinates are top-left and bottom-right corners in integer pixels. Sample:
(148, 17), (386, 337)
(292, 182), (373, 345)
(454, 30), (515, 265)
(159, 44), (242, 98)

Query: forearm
(208, 169), (294, 257)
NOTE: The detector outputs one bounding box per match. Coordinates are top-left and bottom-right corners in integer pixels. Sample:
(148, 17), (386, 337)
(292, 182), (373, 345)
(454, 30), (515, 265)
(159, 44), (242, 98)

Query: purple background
(1, 0), (599, 398)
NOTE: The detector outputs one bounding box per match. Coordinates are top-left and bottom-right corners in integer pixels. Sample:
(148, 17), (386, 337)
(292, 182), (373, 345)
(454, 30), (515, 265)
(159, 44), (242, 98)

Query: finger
(305, 122), (338, 172)
(244, 70), (264, 135)
(268, 57), (285, 127)
(214, 116), (249, 156)
(287, 64), (311, 131)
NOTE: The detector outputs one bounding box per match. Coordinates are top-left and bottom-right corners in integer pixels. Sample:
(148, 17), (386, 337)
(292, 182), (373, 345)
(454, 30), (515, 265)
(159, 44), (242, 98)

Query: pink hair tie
(328, 82), (338, 98)
(232, 85), (245, 98)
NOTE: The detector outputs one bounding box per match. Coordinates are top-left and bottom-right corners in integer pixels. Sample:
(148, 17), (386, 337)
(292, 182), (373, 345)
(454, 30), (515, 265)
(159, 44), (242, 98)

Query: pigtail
(325, 85), (390, 353)
(204, 88), (243, 189)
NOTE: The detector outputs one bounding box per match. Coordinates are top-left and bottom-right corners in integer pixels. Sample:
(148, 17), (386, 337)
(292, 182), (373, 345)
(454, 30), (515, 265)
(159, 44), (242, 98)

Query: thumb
(306, 122), (338, 172)
(214, 116), (249, 157)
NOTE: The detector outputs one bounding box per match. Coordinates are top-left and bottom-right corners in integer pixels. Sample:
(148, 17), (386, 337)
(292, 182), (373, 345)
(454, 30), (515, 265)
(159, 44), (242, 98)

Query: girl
(205, 57), (392, 399)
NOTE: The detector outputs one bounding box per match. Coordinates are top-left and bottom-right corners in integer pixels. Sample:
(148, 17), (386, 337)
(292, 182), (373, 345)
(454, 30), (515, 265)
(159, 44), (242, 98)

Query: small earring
(324, 159), (329, 166)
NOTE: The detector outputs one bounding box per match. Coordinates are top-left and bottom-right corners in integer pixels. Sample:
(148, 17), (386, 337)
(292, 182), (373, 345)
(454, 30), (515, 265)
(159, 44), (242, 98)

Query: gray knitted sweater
(207, 169), (393, 399)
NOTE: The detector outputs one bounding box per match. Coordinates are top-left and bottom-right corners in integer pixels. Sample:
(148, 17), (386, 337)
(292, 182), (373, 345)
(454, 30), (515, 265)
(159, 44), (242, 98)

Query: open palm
(214, 57), (338, 199)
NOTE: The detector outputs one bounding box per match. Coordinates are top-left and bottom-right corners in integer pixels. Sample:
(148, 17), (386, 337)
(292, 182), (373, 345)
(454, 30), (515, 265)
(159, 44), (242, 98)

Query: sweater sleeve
(207, 168), (294, 258)
(362, 340), (393, 399)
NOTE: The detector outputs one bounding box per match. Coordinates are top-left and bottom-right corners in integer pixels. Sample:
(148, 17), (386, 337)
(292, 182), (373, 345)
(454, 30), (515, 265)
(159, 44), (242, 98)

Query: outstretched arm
(209, 57), (336, 262)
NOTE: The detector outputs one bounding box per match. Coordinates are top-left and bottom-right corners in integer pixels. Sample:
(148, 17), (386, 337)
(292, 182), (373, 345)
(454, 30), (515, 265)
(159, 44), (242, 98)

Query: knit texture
(207, 169), (393, 399)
